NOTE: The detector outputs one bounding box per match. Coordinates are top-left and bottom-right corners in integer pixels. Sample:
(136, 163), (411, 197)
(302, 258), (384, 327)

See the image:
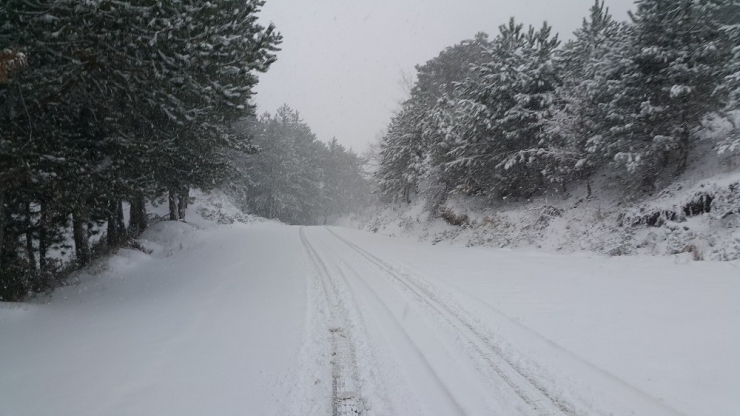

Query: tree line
(0, 0), (281, 301)
(229, 105), (369, 225)
(376, 0), (740, 211)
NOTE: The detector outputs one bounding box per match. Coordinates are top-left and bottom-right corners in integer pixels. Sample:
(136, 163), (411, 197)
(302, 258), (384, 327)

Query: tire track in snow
(309, 229), (469, 415)
(299, 228), (363, 416)
(325, 227), (569, 416)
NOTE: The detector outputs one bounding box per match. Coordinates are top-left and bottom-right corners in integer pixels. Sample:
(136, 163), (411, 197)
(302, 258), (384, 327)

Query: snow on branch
(0, 49), (28, 84)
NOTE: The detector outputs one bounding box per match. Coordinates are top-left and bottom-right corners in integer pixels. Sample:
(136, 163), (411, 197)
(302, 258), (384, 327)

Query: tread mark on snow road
(313, 231), (469, 416)
(325, 227), (570, 416)
(299, 228), (363, 416)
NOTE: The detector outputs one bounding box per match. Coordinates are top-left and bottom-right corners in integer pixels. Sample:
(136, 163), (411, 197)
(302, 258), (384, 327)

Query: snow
(334, 227), (740, 416)
(0, 203), (303, 416)
(1, 192), (738, 415)
(359, 168), (740, 261)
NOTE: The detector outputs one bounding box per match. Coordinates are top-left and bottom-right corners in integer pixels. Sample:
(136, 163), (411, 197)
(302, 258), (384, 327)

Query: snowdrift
(59, 189), (266, 289)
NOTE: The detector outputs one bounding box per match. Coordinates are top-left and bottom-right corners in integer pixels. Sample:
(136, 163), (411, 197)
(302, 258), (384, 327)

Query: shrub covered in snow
(190, 190), (265, 226)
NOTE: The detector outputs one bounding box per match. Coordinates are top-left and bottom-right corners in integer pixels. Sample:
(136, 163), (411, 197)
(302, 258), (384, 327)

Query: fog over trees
(229, 105), (369, 225)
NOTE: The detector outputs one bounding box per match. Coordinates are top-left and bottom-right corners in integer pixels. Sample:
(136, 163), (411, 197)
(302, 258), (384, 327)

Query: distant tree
(233, 106), (368, 225)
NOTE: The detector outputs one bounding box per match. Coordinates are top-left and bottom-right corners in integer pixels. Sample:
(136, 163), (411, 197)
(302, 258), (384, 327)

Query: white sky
(253, 0), (634, 152)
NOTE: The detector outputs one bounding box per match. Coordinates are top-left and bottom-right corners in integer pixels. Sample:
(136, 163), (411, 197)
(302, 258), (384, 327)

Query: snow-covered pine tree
(416, 34), (492, 208)
(719, 2), (740, 154)
(123, 0), (282, 219)
(599, 0), (733, 190)
(444, 19), (561, 200)
(376, 101), (426, 203)
(376, 34), (491, 204)
(0, 0), (281, 300)
(550, 0), (628, 195)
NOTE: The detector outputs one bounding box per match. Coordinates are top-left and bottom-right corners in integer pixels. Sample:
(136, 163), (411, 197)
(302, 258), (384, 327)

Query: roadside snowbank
(188, 189), (269, 226)
(360, 171), (740, 261)
(0, 191), (305, 416)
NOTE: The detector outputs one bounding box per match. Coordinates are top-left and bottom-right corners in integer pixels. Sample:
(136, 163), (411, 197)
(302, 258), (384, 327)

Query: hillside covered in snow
(360, 163), (740, 261)
(365, 0), (740, 262)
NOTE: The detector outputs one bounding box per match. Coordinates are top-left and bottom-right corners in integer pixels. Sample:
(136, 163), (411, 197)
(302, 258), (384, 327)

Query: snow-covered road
(299, 226), (567, 415)
(2, 218), (738, 416)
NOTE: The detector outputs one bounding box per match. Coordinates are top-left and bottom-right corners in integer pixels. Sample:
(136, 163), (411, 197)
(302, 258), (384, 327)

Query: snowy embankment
(1, 191), (738, 416)
(360, 169), (740, 261)
(360, 120), (740, 262)
(0, 193), (307, 416)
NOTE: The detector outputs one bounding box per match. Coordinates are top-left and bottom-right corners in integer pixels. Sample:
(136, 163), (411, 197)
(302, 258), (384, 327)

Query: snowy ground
(1, 198), (738, 416)
(359, 169), (740, 262)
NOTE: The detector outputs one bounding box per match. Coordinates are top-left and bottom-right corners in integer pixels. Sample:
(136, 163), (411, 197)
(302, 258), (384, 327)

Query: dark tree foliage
(0, 0), (281, 301)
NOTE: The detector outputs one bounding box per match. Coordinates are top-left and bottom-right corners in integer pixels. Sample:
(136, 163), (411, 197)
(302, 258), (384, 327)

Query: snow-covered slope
(360, 169), (740, 261)
(0, 193), (303, 416)
(1, 191), (738, 416)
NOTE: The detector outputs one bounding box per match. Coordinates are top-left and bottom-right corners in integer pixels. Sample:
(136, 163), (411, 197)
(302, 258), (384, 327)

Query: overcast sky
(253, 0), (635, 153)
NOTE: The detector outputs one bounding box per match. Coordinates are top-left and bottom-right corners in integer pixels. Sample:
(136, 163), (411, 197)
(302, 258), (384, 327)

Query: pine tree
(550, 0), (628, 195)
(0, 0), (281, 300)
(376, 34), (491, 204)
(442, 19), (561, 199)
(232, 106), (367, 224)
(719, 2), (740, 154)
(600, 0), (733, 189)
(376, 102), (426, 203)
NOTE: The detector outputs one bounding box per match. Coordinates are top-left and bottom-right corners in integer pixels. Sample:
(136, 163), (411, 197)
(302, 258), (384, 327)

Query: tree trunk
(178, 187), (189, 220)
(25, 202), (35, 271)
(107, 199), (121, 247)
(137, 194), (148, 230)
(73, 211), (90, 266)
(168, 189), (178, 220)
(108, 199), (125, 246)
(0, 190), (5, 269)
(107, 200), (116, 247)
(677, 125), (690, 174)
(129, 193), (147, 234)
(116, 199), (125, 237)
(39, 202), (48, 271)
(586, 178), (592, 198)
(267, 191), (274, 219)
